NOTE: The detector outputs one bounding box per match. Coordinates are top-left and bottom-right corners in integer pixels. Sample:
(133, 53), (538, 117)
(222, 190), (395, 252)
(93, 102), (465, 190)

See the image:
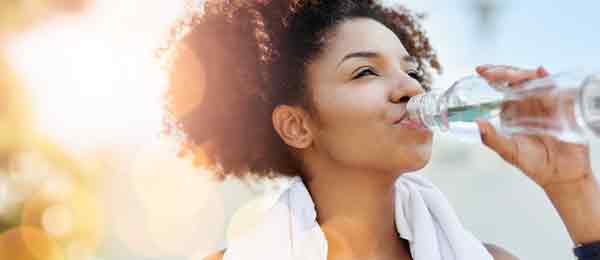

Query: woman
(161, 1), (600, 259)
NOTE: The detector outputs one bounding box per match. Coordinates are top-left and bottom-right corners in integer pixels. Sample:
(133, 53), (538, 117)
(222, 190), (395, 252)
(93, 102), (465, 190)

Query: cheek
(314, 87), (384, 128)
(318, 127), (432, 172)
(311, 84), (431, 170)
(313, 90), (385, 153)
(313, 120), (387, 169)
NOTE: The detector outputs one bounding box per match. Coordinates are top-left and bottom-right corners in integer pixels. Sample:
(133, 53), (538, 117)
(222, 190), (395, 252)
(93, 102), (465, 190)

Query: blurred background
(1, 0), (599, 259)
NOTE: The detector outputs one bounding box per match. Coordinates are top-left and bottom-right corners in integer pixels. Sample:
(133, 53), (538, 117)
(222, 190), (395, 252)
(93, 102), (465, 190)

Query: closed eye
(352, 67), (378, 80)
(407, 70), (424, 82)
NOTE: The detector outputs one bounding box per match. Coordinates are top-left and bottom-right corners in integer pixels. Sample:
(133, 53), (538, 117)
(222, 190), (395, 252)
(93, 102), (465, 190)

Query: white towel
(222, 173), (493, 260)
(394, 173), (493, 260)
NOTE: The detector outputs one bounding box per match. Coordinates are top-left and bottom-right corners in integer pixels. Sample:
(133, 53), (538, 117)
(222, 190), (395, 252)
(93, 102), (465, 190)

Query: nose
(389, 78), (425, 104)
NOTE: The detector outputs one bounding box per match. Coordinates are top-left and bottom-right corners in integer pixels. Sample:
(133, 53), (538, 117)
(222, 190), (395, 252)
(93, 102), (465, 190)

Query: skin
(477, 65), (600, 246)
(206, 17), (600, 260)
(272, 18), (484, 260)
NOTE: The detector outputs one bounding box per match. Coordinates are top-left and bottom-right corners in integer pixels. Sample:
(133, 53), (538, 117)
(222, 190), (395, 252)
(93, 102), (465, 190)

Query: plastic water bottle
(406, 71), (600, 143)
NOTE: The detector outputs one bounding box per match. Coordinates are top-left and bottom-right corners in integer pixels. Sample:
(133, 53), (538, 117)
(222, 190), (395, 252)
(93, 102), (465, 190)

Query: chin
(414, 129), (434, 143)
(408, 154), (431, 171)
(390, 149), (431, 174)
(405, 145), (432, 172)
(412, 157), (430, 171)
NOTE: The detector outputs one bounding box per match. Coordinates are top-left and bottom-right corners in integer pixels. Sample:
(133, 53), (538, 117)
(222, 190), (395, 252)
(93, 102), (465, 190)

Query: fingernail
(476, 65), (491, 73)
(537, 66), (549, 76)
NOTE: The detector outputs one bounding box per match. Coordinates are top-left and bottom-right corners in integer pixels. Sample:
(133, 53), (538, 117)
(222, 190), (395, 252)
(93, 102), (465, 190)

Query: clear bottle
(406, 71), (600, 143)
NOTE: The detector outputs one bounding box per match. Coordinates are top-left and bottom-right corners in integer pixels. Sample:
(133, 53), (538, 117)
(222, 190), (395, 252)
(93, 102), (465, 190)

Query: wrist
(543, 172), (600, 245)
(543, 171), (596, 198)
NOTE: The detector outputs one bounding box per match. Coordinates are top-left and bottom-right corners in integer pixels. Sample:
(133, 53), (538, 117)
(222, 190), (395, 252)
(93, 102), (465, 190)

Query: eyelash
(352, 67), (378, 80)
(407, 70), (424, 82)
(351, 67), (424, 82)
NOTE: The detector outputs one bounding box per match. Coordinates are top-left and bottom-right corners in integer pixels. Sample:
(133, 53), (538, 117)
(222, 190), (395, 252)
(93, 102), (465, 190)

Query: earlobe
(272, 105), (313, 149)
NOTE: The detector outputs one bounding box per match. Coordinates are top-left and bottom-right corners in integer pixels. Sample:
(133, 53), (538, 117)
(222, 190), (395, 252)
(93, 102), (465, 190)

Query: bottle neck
(407, 91), (447, 131)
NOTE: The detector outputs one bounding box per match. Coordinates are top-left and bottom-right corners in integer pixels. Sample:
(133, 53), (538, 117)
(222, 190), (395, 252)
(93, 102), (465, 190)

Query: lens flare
(21, 186), (105, 254)
(108, 138), (226, 258)
(42, 204), (73, 237)
(0, 226), (64, 260)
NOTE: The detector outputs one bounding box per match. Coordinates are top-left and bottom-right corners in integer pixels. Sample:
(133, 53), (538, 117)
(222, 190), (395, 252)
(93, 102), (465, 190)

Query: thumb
(477, 119), (518, 165)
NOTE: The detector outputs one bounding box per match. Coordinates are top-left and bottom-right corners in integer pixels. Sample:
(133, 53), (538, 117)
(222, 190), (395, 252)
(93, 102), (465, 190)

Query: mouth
(392, 113), (407, 125)
(392, 113), (425, 129)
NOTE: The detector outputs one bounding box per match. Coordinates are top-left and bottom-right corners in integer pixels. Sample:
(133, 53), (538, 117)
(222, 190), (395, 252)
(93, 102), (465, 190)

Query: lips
(397, 118), (424, 129)
(393, 113), (408, 125)
(392, 113), (425, 129)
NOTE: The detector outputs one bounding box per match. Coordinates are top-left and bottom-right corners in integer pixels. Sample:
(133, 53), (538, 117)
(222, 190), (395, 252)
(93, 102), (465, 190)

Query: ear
(272, 105), (314, 149)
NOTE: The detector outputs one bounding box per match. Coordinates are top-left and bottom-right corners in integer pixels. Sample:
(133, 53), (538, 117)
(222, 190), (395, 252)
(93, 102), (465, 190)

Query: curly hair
(159, 0), (441, 180)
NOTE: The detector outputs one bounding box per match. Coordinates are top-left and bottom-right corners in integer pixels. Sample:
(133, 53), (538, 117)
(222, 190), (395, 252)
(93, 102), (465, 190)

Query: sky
(402, 0), (600, 82)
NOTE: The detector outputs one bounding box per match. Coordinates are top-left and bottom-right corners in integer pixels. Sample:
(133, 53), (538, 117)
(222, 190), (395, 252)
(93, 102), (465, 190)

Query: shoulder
(203, 249), (226, 260)
(203, 243), (513, 260)
(484, 243), (519, 260)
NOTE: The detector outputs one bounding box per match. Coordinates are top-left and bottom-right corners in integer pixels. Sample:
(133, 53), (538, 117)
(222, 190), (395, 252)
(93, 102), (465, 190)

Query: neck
(304, 163), (411, 259)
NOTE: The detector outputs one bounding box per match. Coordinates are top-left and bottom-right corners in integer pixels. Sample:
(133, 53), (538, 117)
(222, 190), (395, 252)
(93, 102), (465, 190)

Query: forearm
(544, 173), (600, 245)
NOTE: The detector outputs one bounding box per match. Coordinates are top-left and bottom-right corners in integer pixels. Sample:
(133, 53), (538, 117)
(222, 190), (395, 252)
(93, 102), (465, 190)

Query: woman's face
(305, 18), (433, 175)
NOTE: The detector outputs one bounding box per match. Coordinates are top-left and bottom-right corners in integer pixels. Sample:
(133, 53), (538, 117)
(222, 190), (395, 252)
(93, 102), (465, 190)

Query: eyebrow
(336, 51), (417, 68)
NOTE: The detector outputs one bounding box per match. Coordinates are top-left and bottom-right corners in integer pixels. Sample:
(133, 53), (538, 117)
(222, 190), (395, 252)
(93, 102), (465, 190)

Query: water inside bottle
(432, 100), (503, 142)
(412, 71), (600, 143)
(446, 101), (503, 123)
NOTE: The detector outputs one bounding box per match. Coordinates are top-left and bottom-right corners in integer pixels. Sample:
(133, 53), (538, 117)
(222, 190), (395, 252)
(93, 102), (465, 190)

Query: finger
(536, 66), (550, 77)
(477, 64), (549, 76)
(477, 119), (518, 165)
(478, 65), (539, 86)
(475, 64), (521, 72)
(476, 64), (494, 74)
(476, 64), (520, 76)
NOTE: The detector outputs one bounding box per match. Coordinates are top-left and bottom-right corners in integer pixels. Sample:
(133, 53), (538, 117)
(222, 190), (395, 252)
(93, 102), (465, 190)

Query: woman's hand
(475, 64), (600, 245)
(475, 64), (593, 191)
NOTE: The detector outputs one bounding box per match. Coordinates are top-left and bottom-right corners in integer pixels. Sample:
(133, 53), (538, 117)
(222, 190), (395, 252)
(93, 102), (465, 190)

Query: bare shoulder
(484, 243), (519, 260)
(203, 249), (226, 260)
